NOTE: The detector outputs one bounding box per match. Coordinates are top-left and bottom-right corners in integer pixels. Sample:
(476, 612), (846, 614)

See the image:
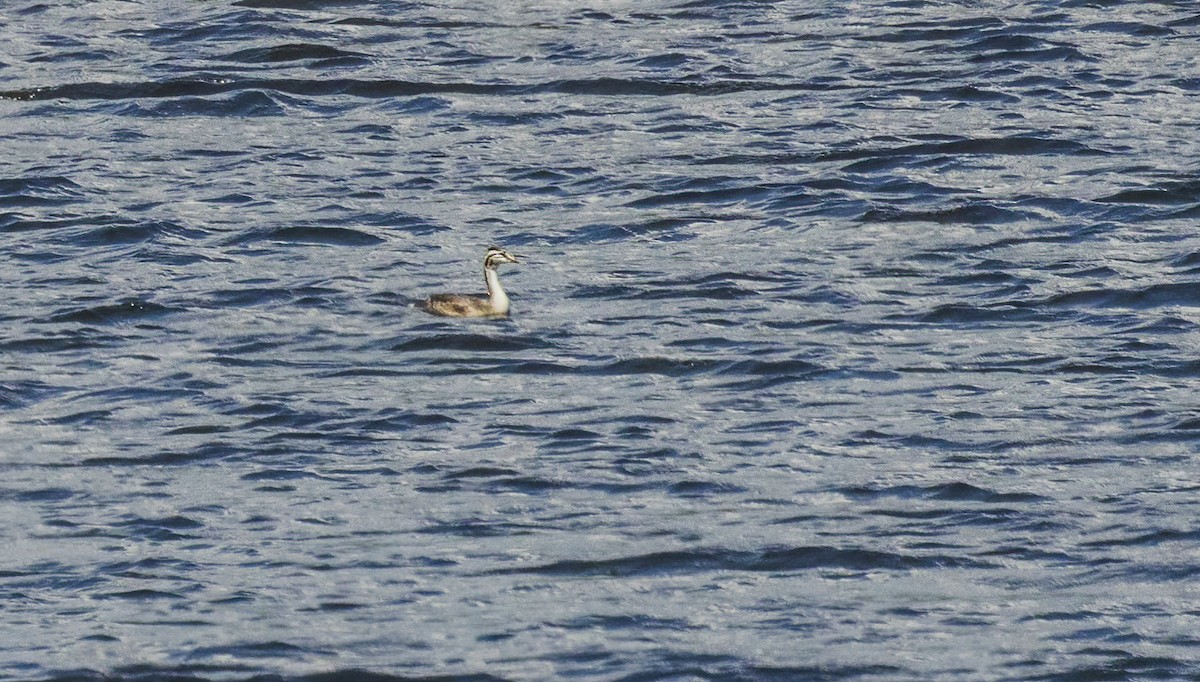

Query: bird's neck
(485, 267), (509, 314)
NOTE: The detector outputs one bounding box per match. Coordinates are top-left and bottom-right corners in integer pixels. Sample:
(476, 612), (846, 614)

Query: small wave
(586, 357), (726, 377)
(222, 43), (370, 64)
(0, 213), (123, 234)
(862, 202), (1033, 224)
(80, 442), (241, 467)
(6, 487), (77, 505)
(568, 217), (704, 244)
(718, 358), (825, 377)
(490, 545), (992, 577)
(163, 424), (230, 436)
(857, 18), (1002, 44)
(28, 49), (115, 64)
(822, 135), (1106, 168)
(933, 271), (1029, 288)
(465, 111), (564, 126)
(1043, 282), (1200, 310)
(627, 52), (697, 70)
(209, 287), (298, 307)
(623, 185), (773, 208)
(43, 299), (179, 325)
(352, 211), (446, 234)
(548, 427), (604, 441)
(0, 76), (825, 104)
(1080, 527), (1200, 548)
(50, 409), (112, 426)
(232, 225), (384, 246)
(390, 333), (555, 353)
(1084, 20), (1175, 37)
(893, 84), (1021, 103)
(1036, 658), (1194, 681)
(464, 360), (575, 375)
(963, 34), (1050, 52)
(0, 330), (118, 353)
(554, 614), (693, 631)
(241, 469), (332, 482)
(1165, 204), (1200, 220)
(232, 0), (376, 8)
(0, 78), (482, 102)
(75, 220), (202, 246)
(418, 518), (538, 538)
(597, 272), (793, 301)
(667, 480), (747, 497)
(443, 466), (521, 480)
(0, 176), (85, 206)
(338, 123), (394, 138)
(355, 410), (459, 431)
(954, 34), (1094, 63)
(115, 514), (205, 542)
(1096, 179), (1200, 205)
(119, 91), (286, 117)
(0, 380), (61, 408)
(915, 302), (1047, 324)
(51, 669), (511, 682)
(96, 589), (186, 601)
(187, 639), (332, 660)
(423, 474), (565, 494)
(842, 482), (1046, 503)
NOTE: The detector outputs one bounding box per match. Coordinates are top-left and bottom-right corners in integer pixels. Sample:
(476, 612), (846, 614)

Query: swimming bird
(419, 246), (521, 318)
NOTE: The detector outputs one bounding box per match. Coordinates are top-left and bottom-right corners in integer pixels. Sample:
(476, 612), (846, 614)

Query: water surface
(4, 1), (1200, 680)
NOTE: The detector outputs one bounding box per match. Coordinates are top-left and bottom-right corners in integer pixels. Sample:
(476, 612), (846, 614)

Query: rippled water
(5, 1), (1200, 680)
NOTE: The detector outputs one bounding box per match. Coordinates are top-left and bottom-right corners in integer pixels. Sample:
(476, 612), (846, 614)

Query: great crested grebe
(419, 246), (521, 318)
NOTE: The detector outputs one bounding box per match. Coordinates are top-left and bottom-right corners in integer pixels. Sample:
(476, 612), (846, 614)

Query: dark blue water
(4, 1), (1200, 679)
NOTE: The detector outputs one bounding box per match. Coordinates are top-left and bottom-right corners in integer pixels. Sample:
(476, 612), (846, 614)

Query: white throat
(485, 267), (509, 315)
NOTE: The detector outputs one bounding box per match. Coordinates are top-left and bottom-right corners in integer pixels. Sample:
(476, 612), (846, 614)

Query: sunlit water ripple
(4, 1), (1200, 680)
